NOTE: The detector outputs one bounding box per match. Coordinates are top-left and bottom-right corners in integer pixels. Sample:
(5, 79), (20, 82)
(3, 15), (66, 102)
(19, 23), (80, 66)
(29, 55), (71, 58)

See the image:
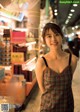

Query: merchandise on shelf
(0, 29), (11, 66)
(13, 44), (27, 61)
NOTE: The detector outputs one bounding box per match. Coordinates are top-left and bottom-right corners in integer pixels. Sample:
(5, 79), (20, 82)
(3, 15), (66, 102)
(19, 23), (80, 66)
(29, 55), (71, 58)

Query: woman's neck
(49, 48), (65, 59)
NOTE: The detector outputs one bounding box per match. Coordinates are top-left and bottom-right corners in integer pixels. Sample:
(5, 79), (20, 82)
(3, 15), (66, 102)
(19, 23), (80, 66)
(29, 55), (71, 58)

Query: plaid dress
(40, 54), (74, 112)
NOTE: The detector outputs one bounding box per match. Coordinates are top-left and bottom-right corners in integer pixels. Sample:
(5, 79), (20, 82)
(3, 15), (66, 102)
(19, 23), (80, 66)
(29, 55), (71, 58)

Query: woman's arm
(71, 54), (78, 74)
(35, 57), (46, 94)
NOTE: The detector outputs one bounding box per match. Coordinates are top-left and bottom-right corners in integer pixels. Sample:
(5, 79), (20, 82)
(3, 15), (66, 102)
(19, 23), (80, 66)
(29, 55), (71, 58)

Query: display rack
(0, 15), (38, 111)
(10, 29), (37, 96)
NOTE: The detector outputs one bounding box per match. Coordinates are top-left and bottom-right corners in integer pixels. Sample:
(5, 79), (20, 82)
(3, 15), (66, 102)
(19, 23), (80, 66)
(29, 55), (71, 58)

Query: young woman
(35, 23), (78, 112)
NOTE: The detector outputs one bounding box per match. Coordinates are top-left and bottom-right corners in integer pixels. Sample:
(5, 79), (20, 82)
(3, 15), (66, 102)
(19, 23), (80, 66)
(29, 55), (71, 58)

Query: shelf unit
(0, 15), (38, 108)
(10, 29), (37, 96)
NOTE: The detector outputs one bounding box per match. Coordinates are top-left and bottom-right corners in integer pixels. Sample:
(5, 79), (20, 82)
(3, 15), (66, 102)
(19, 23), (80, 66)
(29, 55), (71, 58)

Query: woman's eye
(48, 35), (51, 38)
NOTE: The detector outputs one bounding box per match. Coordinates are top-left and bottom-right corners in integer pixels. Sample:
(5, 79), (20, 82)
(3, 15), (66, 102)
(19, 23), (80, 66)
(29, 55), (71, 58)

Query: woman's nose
(51, 36), (56, 41)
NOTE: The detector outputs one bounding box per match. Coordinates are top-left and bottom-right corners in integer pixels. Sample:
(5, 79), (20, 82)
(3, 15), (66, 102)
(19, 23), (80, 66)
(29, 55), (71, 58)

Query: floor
(23, 59), (80, 112)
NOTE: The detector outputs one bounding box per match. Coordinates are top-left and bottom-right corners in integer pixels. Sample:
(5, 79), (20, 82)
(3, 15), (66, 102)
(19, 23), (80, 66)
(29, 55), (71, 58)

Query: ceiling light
(70, 9), (75, 12)
(69, 13), (73, 16)
(68, 16), (71, 19)
(73, 4), (78, 7)
(65, 20), (69, 24)
(54, 9), (57, 12)
(75, 25), (78, 29)
(72, 27), (75, 30)
(54, 12), (58, 16)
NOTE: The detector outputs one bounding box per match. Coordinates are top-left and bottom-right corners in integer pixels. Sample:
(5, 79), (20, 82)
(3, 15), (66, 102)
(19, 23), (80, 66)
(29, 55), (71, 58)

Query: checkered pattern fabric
(40, 55), (74, 112)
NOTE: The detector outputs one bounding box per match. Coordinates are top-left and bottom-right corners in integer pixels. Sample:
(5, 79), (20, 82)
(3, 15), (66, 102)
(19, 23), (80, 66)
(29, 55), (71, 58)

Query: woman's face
(44, 29), (62, 50)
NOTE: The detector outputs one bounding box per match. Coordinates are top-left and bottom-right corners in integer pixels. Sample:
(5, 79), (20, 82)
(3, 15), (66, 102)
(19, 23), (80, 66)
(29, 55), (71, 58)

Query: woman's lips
(50, 42), (58, 45)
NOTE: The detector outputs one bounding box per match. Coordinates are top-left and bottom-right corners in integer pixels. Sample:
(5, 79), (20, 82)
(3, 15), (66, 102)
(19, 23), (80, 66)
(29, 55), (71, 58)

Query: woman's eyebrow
(45, 33), (51, 36)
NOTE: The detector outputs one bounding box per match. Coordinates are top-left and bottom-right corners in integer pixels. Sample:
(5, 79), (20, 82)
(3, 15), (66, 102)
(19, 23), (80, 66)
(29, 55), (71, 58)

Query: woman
(35, 23), (78, 112)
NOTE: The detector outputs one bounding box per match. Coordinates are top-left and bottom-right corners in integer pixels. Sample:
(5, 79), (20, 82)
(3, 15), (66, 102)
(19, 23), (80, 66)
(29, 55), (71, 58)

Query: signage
(0, 6), (24, 22)
(11, 52), (24, 63)
(11, 31), (26, 43)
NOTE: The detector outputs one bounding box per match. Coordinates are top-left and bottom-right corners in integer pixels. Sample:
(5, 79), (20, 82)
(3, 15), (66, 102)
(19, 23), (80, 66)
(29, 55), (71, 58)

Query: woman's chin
(50, 44), (61, 50)
(51, 45), (58, 49)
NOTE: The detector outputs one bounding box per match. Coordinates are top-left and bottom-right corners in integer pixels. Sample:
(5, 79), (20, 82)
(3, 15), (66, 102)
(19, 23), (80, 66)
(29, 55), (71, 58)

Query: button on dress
(40, 54), (74, 112)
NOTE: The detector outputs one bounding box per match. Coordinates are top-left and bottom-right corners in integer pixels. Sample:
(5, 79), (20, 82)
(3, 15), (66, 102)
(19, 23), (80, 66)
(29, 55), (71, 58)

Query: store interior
(0, 0), (80, 112)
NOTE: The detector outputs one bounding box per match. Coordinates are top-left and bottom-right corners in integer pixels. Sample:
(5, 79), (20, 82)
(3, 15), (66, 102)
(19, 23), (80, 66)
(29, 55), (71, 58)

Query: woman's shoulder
(63, 52), (78, 65)
(35, 55), (47, 72)
(72, 54), (78, 61)
(36, 55), (47, 67)
(65, 52), (78, 61)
